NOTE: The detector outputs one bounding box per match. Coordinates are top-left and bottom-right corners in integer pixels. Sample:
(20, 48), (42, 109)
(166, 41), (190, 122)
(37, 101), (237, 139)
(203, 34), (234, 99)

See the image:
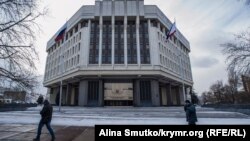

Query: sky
(35, 0), (250, 95)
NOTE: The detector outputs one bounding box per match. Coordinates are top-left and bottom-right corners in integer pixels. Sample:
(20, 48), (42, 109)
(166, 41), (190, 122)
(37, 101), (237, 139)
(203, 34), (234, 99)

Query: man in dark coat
(184, 100), (197, 125)
(33, 100), (55, 141)
(184, 100), (189, 122)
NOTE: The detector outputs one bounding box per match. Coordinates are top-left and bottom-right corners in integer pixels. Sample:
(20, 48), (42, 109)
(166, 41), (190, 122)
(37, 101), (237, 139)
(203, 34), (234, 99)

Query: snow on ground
(0, 106), (249, 126)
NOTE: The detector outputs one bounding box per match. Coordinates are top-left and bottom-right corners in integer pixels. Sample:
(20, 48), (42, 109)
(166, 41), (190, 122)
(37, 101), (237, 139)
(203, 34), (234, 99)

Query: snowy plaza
(0, 106), (250, 126)
(0, 106), (250, 140)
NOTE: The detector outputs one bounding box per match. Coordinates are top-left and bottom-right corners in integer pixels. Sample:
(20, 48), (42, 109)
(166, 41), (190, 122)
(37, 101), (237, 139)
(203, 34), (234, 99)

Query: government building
(44, 0), (193, 107)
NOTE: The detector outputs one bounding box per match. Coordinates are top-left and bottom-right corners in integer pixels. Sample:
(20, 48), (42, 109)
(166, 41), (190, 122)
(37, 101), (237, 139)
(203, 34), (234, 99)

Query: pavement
(0, 124), (94, 141)
(0, 106), (250, 140)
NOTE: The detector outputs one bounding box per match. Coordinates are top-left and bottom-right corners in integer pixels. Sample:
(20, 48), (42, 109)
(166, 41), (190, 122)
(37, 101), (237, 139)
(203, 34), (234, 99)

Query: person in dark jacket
(184, 100), (189, 122)
(33, 99), (55, 141)
(184, 100), (197, 125)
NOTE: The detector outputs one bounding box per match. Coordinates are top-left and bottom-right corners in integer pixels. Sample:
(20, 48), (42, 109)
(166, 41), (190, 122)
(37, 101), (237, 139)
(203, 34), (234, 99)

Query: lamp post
(179, 54), (186, 103)
(59, 80), (63, 112)
(58, 49), (64, 112)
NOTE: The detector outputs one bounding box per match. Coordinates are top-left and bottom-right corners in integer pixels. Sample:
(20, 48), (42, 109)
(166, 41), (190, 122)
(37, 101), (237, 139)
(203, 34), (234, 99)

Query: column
(48, 88), (55, 105)
(86, 20), (91, 67)
(151, 80), (160, 106)
(124, 15), (128, 67)
(136, 16), (141, 66)
(111, 1), (115, 67)
(99, 16), (103, 66)
(148, 19), (153, 66)
(78, 80), (88, 106)
(179, 86), (185, 105)
(182, 83), (186, 102)
(134, 79), (140, 106)
(187, 86), (192, 100)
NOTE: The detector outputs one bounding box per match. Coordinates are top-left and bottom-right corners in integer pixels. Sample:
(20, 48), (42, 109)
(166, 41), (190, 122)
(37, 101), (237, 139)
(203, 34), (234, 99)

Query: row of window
(48, 20), (86, 54)
(63, 43), (81, 60)
(159, 54), (192, 80)
(156, 25), (189, 55)
(46, 43), (81, 77)
(156, 25), (192, 80)
(64, 55), (80, 71)
(89, 20), (150, 65)
(45, 22), (85, 80)
(45, 19), (192, 81)
(159, 56), (192, 81)
(45, 54), (80, 80)
(160, 54), (179, 73)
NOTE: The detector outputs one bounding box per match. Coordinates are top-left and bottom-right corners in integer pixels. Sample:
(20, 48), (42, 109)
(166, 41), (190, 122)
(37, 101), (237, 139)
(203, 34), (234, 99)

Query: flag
(55, 23), (67, 42)
(166, 21), (176, 40)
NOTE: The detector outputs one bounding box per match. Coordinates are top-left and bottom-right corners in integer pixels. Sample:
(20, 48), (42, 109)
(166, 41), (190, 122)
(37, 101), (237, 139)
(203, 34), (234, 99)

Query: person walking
(33, 99), (55, 141)
(184, 100), (197, 125)
(184, 100), (189, 122)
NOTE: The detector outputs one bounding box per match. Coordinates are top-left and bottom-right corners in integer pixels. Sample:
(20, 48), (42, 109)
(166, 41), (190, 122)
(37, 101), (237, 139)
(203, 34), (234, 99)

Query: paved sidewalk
(0, 124), (94, 141)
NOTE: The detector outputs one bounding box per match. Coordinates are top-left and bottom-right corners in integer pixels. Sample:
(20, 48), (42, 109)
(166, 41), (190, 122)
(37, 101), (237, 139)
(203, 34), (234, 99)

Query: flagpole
(58, 21), (67, 112)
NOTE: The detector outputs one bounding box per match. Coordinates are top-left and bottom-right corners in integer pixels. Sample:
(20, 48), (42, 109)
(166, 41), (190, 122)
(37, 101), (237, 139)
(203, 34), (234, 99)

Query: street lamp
(59, 80), (63, 112)
(179, 54), (186, 103)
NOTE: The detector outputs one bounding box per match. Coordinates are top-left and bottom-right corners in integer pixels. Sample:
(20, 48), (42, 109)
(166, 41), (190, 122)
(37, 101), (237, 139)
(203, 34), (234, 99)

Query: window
(140, 81), (152, 104)
(81, 21), (88, 28)
(102, 20), (112, 64)
(140, 21), (150, 64)
(77, 55), (80, 64)
(127, 21), (137, 64)
(70, 30), (73, 37)
(89, 21), (99, 64)
(160, 55), (162, 64)
(66, 34), (68, 41)
(160, 25), (164, 32)
(115, 21), (124, 64)
(75, 26), (78, 33)
(151, 20), (158, 27)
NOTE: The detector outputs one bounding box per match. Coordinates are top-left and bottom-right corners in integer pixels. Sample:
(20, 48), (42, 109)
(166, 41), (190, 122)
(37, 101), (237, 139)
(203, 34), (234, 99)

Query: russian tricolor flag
(55, 23), (67, 42)
(166, 21), (176, 40)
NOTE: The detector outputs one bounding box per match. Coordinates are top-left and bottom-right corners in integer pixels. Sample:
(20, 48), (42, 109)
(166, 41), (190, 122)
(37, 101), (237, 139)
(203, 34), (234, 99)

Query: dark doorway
(140, 81), (152, 106)
(88, 81), (99, 106)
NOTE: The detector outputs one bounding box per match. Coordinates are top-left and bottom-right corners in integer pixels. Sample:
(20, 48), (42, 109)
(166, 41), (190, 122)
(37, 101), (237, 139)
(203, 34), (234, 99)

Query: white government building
(44, 0), (193, 107)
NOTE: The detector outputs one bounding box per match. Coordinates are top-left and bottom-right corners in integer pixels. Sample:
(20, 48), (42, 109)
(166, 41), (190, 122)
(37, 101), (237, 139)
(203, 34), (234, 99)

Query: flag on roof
(55, 23), (67, 42)
(166, 21), (176, 40)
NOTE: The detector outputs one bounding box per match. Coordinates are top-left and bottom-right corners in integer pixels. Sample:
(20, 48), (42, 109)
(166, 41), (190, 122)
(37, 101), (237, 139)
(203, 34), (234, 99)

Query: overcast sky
(35, 0), (250, 95)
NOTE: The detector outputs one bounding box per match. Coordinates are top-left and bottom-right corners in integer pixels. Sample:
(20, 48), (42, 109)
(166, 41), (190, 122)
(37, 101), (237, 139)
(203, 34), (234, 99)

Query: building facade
(44, 0), (193, 107)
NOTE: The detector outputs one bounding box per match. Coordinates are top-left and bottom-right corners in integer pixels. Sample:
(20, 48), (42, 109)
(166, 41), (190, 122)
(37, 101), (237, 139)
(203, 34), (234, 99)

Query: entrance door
(88, 81), (99, 106)
(104, 83), (133, 106)
(161, 87), (167, 106)
(74, 87), (79, 106)
(140, 81), (152, 106)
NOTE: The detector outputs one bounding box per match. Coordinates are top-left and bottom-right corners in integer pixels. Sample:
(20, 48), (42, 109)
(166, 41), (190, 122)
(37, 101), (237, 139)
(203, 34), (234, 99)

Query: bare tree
(0, 0), (46, 90)
(227, 67), (240, 103)
(210, 81), (224, 103)
(201, 91), (215, 105)
(221, 28), (250, 75)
